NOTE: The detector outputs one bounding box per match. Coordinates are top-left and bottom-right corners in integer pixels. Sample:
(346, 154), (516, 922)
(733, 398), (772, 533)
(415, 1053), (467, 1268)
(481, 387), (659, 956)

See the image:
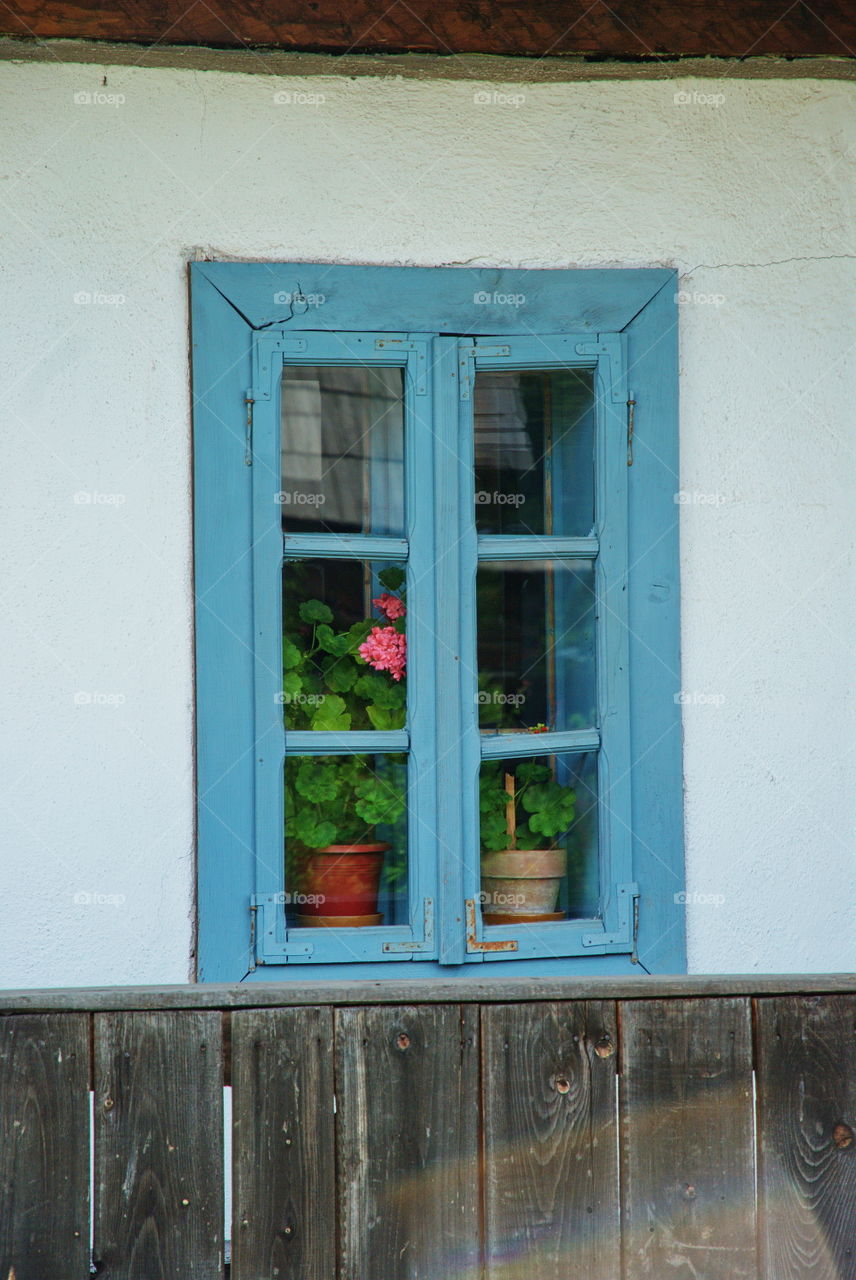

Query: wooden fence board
(0, 1012), (90, 1280)
(336, 1003), (479, 1279)
(93, 1011), (223, 1279)
(620, 997), (757, 1280)
(482, 1000), (620, 1280)
(231, 1006), (335, 1280)
(756, 994), (856, 1280)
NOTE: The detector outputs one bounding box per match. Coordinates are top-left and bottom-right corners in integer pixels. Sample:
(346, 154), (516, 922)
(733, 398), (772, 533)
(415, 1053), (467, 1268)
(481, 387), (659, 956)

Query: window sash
(251, 333), (437, 963)
(248, 331), (635, 965)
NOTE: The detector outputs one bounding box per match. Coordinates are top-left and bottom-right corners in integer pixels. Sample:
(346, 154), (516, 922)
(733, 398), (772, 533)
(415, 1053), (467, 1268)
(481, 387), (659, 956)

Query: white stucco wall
(0, 60), (853, 986)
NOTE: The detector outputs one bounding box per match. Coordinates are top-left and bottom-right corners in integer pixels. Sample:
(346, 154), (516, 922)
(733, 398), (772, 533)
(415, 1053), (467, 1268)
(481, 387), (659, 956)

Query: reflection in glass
(479, 752), (598, 923)
(476, 560), (596, 732)
(285, 754), (408, 927)
(282, 559), (406, 731)
(281, 364), (404, 534)
(474, 369), (594, 535)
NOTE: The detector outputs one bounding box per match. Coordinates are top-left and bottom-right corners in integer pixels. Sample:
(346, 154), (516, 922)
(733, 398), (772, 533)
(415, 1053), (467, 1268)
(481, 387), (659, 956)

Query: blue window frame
(192, 263), (684, 981)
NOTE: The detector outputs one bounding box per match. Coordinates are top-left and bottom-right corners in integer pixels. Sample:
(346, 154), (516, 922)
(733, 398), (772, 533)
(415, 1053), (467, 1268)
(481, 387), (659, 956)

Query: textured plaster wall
(0, 62), (853, 985)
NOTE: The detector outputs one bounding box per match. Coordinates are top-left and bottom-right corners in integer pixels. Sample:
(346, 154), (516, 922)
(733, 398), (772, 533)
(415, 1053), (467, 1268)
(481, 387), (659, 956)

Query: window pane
(474, 369), (594, 535)
(476, 560), (596, 732)
(282, 559), (406, 731)
(285, 754), (408, 927)
(479, 752), (598, 922)
(281, 364), (404, 534)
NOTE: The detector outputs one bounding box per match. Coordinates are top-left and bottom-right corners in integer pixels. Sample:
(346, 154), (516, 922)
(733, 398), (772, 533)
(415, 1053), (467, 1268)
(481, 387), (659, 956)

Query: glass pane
(479, 752), (598, 923)
(476, 560), (596, 732)
(282, 559), (406, 731)
(474, 369), (594, 535)
(285, 753), (408, 927)
(280, 364), (404, 534)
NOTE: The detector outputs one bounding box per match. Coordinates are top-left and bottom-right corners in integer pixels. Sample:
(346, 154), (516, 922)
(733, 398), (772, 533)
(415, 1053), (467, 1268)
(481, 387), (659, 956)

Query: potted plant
(283, 569), (407, 925)
(479, 759), (577, 924)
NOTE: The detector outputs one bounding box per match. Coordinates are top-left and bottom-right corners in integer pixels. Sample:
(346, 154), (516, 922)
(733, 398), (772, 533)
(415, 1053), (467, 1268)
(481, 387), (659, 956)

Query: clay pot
(480, 848), (567, 920)
(299, 844), (388, 920)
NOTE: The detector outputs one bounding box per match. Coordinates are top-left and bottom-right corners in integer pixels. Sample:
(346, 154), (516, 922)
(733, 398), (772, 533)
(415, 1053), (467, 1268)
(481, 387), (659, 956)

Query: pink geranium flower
(372, 593), (406, 621)
(359, 626), (407, 681)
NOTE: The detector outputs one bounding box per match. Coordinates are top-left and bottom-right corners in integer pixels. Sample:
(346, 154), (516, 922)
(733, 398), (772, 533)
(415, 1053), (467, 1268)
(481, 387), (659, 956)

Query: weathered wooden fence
(1, 976), (855, 1279)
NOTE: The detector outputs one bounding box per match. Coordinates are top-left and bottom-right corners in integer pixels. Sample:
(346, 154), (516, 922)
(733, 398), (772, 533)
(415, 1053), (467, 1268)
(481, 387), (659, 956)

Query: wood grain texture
(0, 1013), (90, 1280)
(2, 974), (855, 1012)
(336, 1003), (479, 1279)
(756, 995), (856, 1280)
(93, 1011), (224, 1279)
(620, 997), (757, 1280)
(482, 1000), (620, 1280)
(1, 0), (854, 56)
(230, 1007), (335, 1280)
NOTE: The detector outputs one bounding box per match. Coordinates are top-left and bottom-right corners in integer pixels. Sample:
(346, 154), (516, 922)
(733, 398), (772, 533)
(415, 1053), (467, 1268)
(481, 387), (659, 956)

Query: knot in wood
(555, 1075), (570, 1094)
(594, 1035), (615, 1058)
(833, 1122), (854, 1150)
(396, 1032), (411, 1050)
(103, 1097), (114, 1111)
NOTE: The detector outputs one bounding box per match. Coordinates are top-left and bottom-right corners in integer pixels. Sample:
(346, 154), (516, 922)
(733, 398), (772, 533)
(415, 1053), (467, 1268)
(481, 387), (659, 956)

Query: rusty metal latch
(465, 899), (518, 953)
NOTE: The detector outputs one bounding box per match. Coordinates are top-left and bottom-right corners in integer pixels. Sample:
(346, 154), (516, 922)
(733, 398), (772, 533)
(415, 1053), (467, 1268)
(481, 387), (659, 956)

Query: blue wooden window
(192, 264), (684, 980)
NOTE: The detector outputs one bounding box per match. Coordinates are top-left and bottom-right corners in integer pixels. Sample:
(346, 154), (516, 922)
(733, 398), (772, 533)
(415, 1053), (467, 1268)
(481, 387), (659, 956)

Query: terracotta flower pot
(480, 847), (567, 919)
(300, 843), (388, 920)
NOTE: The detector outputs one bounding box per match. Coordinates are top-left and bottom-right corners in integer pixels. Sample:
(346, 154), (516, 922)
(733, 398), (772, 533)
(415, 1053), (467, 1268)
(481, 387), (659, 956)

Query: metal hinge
(574, 335), (626, 403)
(243, 393), (254, 465)
(250, 894), (314, 961)
(382, 898), (435, 952)
(465, 898), (518, 952)
(458, 342), (511, 400)
(581, 882), (639, 951)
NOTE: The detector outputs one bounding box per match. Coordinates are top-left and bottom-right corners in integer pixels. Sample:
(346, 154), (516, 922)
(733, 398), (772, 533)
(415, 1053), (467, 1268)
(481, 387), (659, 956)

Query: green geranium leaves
(299, 599), (333, 624)
(377, 566), (405, 591)
(310, 694), (351, 731)
(479, 762), (576, 851)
